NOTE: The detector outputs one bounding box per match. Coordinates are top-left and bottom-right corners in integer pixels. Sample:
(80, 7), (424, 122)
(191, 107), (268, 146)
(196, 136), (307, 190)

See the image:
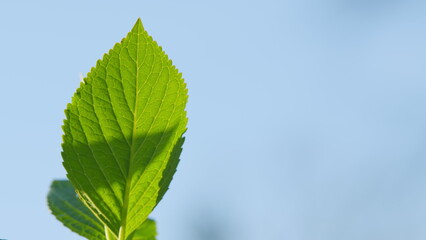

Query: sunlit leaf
(61, 18), (187, 238)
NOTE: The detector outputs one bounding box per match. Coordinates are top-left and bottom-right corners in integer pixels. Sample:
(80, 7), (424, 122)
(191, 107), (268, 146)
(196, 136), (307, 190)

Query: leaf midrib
(119, 26), (141, 239)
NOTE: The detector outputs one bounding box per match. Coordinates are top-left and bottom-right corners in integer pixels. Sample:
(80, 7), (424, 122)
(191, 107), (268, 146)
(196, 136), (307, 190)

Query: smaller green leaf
(48, 180), (106, 240)
(127, 219), (157, 240)
(48, 180), (157, 240)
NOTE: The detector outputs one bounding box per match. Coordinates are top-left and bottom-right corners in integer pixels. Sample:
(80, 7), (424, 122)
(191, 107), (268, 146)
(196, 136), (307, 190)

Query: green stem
(105, 225), (117, 240)
(118, 226), (126, 240)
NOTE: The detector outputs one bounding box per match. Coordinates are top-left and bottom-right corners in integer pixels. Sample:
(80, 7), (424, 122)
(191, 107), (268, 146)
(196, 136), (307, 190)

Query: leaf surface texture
(61, 19), (187, 238)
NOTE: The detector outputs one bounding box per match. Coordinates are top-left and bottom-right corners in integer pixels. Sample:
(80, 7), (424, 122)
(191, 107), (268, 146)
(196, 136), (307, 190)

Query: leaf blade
(47, 180), (106, 240)
(62, 18), (187, 238)
(127, 219), (157, 240)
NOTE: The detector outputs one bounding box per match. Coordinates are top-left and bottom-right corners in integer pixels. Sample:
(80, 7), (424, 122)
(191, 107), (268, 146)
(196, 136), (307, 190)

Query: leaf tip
(133, 17), (144, 31)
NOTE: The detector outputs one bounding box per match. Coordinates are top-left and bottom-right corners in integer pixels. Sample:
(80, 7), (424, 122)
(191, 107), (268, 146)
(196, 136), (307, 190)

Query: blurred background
(1, 0), (426, 239)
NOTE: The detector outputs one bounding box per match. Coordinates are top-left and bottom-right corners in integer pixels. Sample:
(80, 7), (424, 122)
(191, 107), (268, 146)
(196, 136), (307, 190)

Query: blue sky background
(1, 0), (426, 239)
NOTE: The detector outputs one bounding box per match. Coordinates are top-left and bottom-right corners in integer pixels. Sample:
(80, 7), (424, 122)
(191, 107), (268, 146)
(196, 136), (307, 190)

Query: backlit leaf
(47, 180), (105, 240)
(61, 18), (187, 239)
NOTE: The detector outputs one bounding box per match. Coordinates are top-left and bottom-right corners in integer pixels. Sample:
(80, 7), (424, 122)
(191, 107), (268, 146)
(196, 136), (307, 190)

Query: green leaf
(47, 180), (106, 240)
(61, 18), (188, 239)
(128, 219), (157, 240)
(48, 180), (158, 240)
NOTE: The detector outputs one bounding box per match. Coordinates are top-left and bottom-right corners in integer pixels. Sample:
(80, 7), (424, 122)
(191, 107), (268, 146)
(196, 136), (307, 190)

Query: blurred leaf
(48, 180), (158, 240)
(128, 219), (157, 240)
(47, 180), (105, 240)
